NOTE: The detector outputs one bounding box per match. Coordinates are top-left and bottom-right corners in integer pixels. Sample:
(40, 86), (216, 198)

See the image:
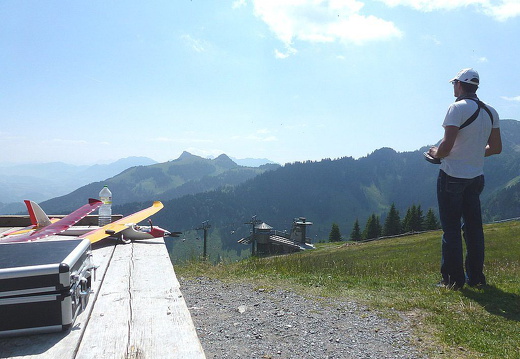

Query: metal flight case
(0, 238), (95, 337)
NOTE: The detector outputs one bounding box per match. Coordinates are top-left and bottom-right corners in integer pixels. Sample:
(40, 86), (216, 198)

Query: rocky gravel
(179, 277), (426, 359)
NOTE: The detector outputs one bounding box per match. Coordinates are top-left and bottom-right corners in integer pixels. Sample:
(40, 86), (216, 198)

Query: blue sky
(1, 0), (519, 165)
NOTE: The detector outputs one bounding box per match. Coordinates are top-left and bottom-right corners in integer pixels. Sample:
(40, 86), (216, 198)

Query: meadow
(175, 221), (520, 359)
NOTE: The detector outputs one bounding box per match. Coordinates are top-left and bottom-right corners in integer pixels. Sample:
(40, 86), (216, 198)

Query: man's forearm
(431, 126), (459, 159)
(485, 128), (502, 157)
(434, 142), (452, 158)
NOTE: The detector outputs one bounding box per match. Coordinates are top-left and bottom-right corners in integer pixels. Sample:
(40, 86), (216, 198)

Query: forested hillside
(40, 151), (279, 213)
(146, 148), (438, 252)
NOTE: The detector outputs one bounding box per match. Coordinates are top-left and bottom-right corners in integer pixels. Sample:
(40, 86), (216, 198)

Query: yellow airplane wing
(1, 227), (36, 237)
(1, 218), (60, 237)
(80, 201), (164, 244)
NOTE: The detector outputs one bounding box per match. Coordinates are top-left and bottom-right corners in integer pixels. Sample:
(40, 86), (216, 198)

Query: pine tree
(425, 208), (440, 230)
(415, 205), (424, 231)
(375, 216), (382, 237)
(363, 213), (381, 240)
(350, 219), (362, 241)
(402, 204), (425, 232)
(383, 203), (401, 236)
(362, 215), (372, 239)
(329, 223), (342, 242)
(402, 206), (414, 233)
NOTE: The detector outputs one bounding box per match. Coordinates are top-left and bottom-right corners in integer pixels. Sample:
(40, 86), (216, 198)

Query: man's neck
(457, 92), (478, 101)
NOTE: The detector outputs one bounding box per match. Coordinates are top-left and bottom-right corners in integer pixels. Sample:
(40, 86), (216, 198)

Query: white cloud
(275, 46), (297, 59)
(275, 49), (290, 59)
(482, 0), (520, 21)
(378, 0), (476, 11)
(377, 0), (520, 21)
(180, 34), (207, 53)
(250, 0), (520, 58)
(251, 0), (402, 57)
(422, 34), (441, 45)
(502, 95), (520, 102)
(232, 0), (247, 9)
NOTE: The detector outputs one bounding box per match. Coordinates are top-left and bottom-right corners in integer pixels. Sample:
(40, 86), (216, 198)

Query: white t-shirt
(440, 97), (500, 179)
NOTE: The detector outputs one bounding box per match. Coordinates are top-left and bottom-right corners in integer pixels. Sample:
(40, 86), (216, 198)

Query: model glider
(0, 199), (103, 244)
(0, 200), (59, 237)
(79, 201), (169, 244)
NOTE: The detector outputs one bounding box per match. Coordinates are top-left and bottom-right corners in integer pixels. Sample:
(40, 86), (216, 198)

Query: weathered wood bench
(0, 230), (205, 359)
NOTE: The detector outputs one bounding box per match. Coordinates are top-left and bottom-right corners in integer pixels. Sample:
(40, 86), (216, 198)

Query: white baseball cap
(449, 68), (479, 85)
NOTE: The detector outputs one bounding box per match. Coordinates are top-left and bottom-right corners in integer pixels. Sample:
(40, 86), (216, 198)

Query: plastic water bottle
(98, 185), (112, 227)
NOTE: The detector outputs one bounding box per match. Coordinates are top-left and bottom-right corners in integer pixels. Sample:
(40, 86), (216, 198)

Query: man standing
(428, 68), (502, 289)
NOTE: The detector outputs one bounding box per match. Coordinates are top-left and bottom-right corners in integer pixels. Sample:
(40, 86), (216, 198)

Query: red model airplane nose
(150, 227), (170, 238)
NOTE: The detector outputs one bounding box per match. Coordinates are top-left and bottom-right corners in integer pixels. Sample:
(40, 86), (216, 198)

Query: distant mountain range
(0, 157), (157, 214)
(38, 151), (280, 213)
(0, 155), (277, 215)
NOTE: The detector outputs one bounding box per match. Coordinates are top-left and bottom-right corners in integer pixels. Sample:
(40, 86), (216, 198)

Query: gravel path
(179, 278), (426, 359)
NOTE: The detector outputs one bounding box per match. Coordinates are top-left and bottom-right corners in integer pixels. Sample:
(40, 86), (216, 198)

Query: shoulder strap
(458, 98), (494, 130)
(478, 100), (494, 125)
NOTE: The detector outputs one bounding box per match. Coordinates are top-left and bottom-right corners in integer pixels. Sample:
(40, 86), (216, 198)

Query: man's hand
(428, 146), (439, 159)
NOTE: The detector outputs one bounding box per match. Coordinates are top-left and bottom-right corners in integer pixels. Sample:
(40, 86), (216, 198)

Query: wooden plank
(75, 238), (205, 359)
(75, 242), (133, 358)
(0, 217), (32, 227)
(127, 239), (205, 358)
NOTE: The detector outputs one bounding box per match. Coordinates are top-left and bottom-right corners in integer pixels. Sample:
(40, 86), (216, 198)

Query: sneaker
(435, 281), (462, 290)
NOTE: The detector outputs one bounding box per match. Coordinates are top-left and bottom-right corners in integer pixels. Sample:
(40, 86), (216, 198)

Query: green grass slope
(176, 221), (520, 359)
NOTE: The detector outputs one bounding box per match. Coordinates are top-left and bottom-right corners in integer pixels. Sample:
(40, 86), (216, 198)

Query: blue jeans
(437, 170), (486, 287)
